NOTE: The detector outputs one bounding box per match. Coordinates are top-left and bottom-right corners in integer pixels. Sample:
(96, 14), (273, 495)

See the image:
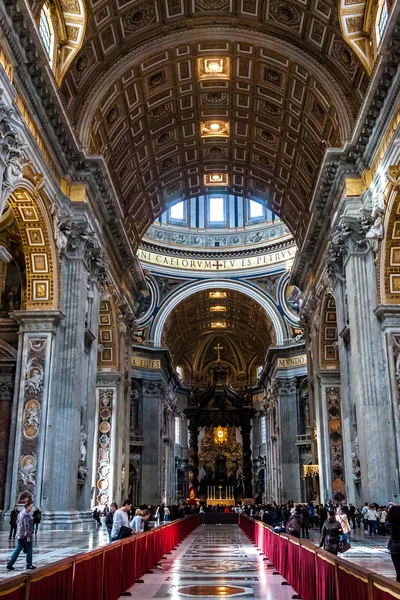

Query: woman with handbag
(320, 509), (343, 556)
(386, 504), (400, 582)
(336, 507), (351, 545)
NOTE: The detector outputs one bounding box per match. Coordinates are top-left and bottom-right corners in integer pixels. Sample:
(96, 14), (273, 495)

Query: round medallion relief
(99, 421), (111, 433)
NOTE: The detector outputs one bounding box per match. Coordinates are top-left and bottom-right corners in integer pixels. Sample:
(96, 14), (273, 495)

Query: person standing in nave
(6, 501), (36, 570)
(301, 505), (310, 539)
(286, 507), (302, 538)
(320, 509), (343, 556)
(130, 509), (144, 532)
(110, 499), (133, 541)
(105, 502), (117, 542)
(386, 505), (400, 582)
(361, 502), (369, 531)
(32, 507), (41, 534)
(9, 505), (19, 540)
(318, 505), (327, 533)
(367, 503), (380, 536)
(336, 507), (351, 545)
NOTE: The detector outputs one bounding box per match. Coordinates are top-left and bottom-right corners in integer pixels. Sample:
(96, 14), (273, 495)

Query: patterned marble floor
(0, 524), (109, 580)
(120, 524), (297, 599)
(0, 521), (396, 587)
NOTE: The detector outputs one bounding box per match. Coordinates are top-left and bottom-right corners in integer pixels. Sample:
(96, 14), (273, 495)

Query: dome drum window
(39, 3), (54, 65)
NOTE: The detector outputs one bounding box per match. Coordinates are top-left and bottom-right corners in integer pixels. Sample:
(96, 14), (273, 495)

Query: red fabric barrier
(103, 544), (122, 600)
(337, 566), (369, 600)
(286, 538), (301, 592)
(373, 583), (400, 600)
(121, 538), (137, 592)
(135, 534), (148, 580)
(0, 583), (26, 600)
(316, 554), (337, 600)
(146, 530), (155, 571)
(0, 515), (200, 600)
(30, 564), (73, 600)
(299, 545), (316, 600)
(277, 535), (289, 580)
(154, 527), (163, 564)
(74, 551), (103, 600)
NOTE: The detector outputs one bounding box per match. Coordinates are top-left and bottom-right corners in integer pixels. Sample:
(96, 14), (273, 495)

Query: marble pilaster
(6, 310), (63, 512)
(141, 379), (164, 504)
(328, 210), (397, 504)
(41, 221), (105, 528)
(274, 378), (301, 503)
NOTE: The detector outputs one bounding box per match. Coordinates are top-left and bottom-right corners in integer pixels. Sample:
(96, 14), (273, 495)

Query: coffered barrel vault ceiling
(162, 289), (276, 385)
(61, 0), (368, 248)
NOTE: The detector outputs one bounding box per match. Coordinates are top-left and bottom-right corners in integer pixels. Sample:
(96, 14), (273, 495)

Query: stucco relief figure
(25, 360), (44, 394)
(49, 199), (68, 253)
(2, 132), (28, 193)
(19, 454), (37, 487)
(23, 400), (40, 439)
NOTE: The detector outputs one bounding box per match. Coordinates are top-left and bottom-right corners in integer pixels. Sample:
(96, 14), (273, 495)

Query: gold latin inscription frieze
(132, 356), (161, 370)
(277, 355), (307, 368)
(137, 246), (296, 272)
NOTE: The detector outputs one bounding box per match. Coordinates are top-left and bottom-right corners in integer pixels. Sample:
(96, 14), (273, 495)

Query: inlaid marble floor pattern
(121, 524), (297, 599)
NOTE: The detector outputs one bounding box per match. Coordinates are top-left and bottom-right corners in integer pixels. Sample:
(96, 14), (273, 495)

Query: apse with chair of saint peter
(0, 0), (399, 526)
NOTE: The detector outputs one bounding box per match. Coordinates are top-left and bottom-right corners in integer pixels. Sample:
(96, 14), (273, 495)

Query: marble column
(241, 419), (253, 498)
(328, 274), (360, 505)
(188, 417), (199, 490)
(328, 212), (397, 503)
(275, 377), (301, 502)
(41, 220), (106, 528)
(141, 379), (164, 504)
(6, 310), (63, 511)
(0, 363), (15, 509)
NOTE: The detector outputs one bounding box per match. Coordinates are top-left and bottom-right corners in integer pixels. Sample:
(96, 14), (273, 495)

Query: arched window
(39, 3), (54, 67)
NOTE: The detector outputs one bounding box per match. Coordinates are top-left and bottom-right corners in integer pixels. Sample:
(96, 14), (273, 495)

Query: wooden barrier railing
(239, 514), (400, 600)
(0, 515), (200, 600)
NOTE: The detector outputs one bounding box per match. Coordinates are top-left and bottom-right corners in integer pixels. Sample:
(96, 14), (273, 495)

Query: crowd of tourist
(234, 500), (400, 583)
(4, 498), (400, 583)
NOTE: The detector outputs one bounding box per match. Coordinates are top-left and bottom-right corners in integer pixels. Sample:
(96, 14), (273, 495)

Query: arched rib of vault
(151, 279), (286, 347)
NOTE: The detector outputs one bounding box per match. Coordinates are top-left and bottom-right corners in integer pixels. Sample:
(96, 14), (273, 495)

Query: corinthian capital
(326, 216), (374, 282)
(273, 377), (297, 395)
